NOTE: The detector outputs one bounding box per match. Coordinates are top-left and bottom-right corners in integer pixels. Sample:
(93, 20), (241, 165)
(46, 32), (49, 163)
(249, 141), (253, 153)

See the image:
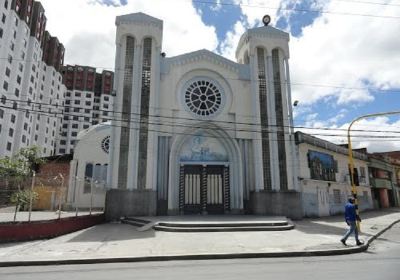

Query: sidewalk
(0, 208), (399, 266)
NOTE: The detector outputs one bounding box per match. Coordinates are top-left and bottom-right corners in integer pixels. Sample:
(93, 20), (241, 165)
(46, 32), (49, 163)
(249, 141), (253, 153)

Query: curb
(0, 219), (398, 267)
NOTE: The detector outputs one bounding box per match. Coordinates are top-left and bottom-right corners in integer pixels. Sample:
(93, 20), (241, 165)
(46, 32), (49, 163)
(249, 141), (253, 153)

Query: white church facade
(102, 12), (302, 219)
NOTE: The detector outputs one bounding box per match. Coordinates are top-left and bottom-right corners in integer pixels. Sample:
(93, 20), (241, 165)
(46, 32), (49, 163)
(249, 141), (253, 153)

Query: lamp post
(347, 111), (400, 230)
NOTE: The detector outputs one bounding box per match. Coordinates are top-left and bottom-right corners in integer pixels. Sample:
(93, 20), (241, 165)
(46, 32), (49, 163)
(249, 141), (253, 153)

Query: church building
(105, 13), (302, 220)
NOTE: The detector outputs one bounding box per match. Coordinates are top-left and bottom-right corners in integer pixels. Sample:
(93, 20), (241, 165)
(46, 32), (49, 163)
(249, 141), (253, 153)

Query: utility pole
(347, 111), (400, 230)
(58, 174), (64, 220)
(28, 171), (36, 222)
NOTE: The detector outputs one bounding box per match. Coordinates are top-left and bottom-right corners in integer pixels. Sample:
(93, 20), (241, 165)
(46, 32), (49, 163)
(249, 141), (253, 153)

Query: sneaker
(340, 239), (347, 246)
(356, 241), (364, 246)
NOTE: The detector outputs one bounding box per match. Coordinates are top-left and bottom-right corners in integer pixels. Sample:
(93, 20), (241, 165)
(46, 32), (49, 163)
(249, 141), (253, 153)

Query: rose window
(101, 136), (110, 154)
(184, 80), (222, 116)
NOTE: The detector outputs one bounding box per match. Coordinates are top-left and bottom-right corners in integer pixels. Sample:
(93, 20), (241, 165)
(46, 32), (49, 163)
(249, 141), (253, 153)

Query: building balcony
(370, 177), (392, 189)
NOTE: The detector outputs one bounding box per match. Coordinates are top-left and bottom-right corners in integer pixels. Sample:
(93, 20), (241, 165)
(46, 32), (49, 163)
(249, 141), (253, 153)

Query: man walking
(340, 197), (363, 246)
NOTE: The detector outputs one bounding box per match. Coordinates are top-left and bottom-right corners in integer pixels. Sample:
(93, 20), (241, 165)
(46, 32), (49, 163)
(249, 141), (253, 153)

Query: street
(0, 223), (399, 280)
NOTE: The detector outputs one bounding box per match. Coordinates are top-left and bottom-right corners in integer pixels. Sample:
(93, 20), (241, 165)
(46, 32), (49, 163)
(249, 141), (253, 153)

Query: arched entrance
(178, 134), (230, 214)
(168, 126), (243, 215)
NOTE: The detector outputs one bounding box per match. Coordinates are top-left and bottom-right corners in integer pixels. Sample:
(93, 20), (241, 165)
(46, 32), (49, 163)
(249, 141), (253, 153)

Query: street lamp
(347, 111), (400, 230)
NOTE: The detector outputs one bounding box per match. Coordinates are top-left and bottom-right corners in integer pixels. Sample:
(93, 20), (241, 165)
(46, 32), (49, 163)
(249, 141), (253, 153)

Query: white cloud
(218, 21), (246, 60)
(289, 0), (400, 106)
(39, 0), (218, 69)
(297, 116), (400, 153)
(210, 0), (223, 12)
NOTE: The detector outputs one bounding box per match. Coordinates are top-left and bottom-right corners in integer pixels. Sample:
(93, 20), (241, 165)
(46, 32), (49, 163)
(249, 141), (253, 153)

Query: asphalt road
(1, 223), (399, 280)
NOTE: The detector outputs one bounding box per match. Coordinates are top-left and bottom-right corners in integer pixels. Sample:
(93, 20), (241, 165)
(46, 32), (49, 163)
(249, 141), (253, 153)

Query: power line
(1, 103), (400, 142)
(2, 94), (400, 135)
(192, 0), (400, 19)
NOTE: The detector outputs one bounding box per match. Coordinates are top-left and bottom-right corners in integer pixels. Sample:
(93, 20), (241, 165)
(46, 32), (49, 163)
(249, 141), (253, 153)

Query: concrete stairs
(121, 216), (295, 232)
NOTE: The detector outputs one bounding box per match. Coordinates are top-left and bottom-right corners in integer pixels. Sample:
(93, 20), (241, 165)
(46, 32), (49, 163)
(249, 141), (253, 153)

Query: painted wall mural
(308, 150), (337, 181)
(180, 133), (228, 162)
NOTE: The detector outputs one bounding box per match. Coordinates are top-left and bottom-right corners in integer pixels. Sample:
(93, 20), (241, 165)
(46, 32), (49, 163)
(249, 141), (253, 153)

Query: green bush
(10, 190), (38, 211)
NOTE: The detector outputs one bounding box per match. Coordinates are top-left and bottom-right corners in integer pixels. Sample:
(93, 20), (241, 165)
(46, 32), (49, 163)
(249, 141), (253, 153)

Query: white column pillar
(109, 41), (122, 189)
(249, 51), (264, 192)
(266, 55), (279, 191)
(127, 42), (143, 190)
(146, 45), (161, 191)
(285, 58), (299, 191)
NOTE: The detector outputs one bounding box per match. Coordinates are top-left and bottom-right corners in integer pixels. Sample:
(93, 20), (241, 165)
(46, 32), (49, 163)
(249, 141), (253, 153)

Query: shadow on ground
(67, 223), (156, 242)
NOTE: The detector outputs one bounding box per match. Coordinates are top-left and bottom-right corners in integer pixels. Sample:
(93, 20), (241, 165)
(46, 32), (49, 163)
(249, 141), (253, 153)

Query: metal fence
(0, 174), (105, 223)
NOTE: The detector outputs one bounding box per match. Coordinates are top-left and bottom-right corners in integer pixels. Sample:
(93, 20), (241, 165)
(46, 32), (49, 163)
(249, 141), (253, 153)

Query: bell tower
(109, 13), (163, 200)
(235, 16), (298, 193)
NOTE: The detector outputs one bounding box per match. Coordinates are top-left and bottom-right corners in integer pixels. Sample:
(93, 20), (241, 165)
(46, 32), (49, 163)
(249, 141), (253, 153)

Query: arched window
(84, 163), (93, 193)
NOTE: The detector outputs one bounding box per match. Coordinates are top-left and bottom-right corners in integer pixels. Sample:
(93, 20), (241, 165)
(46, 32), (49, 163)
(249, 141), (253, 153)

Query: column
(250, 52), (265, 191)
(267, 55), (279, 191)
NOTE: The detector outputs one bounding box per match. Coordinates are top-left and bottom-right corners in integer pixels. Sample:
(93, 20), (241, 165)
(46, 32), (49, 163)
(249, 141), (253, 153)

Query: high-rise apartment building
(57, 65), (114, 154)
(0, 0), (65, 157)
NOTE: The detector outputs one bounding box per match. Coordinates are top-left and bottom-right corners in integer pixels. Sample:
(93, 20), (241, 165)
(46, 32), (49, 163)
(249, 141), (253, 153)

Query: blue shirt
(344, 202), (357, 222)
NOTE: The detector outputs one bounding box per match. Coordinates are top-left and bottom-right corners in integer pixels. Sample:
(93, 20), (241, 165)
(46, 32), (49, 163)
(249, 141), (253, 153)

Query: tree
(0, 146), (46, 221)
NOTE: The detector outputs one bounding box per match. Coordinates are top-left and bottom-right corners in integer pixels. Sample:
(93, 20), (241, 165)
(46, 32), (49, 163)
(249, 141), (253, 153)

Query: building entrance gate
(179, 165), (230, 214)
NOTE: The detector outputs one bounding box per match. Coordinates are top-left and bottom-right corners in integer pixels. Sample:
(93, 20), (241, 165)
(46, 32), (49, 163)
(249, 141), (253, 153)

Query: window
(22, 135), (26, 143)
(72, 124), (78, 129)
(73, 108), (80, 112)
(0, 109), (4, 118)
(184, 79), (223, 117)
(17, 75), (21, 84)
(8, 128), (13, 137)
(0, 28), (3, 39)
(18, 63), (23, 72)
(85, 101), (91, 106)
(333, 190), (341, 204)
(3, 81), (8, 90)
(74, 100), (80, 105)
(7, 55), (12, 64)
(359, 166), (366, 183)
(83, 124), (89, 129)
(23, 123), (27, 130)
(101, 136), (110, 154)
(75, 92), (81, 97)
(14, 88), (19, 97)
(6, 142), (11, 151)
(1, 14), (6, 24)
(84, 163), (93, 193)
(104, 96), (109, 101)
(5, 67), (10, 77)
(71, 132), (77, 137)
(11, 114), (15, 123)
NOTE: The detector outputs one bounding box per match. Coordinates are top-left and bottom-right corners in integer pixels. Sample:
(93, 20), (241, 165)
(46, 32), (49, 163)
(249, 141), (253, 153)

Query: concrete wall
(249, 191), (303, 220)
(105, 189), (157, 221)
(297, 142), (373, 217)
(0, 214), (104, 243)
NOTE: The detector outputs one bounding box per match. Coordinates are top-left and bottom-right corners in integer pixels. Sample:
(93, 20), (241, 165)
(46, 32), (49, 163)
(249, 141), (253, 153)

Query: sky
(38, 0), (400, 153)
